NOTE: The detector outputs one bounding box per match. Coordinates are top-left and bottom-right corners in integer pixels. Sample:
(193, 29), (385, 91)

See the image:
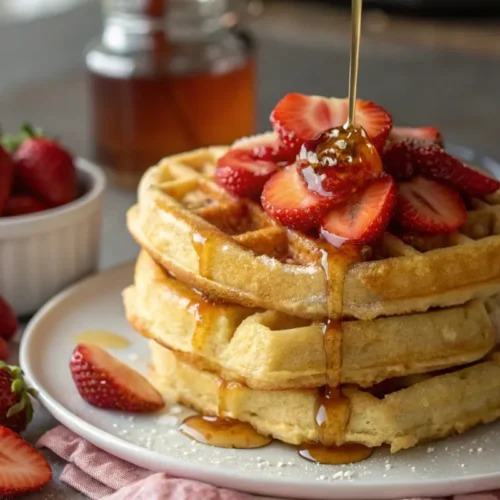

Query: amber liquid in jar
(87, 1), (256, 187)
(89, 63), (254, 187)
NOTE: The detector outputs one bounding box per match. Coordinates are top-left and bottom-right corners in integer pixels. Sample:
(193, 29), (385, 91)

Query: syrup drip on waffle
(191, 228), (216, 278)
(298, 246), (372, 464)
(297, 0), (374, 465)
(187, 296), (215, 352)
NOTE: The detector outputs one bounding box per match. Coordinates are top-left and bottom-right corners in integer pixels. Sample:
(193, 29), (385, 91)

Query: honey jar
(86, 0), (256, 188)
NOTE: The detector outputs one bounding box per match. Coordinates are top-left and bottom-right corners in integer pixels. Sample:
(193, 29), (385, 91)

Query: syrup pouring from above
(298, 0), (383, 203)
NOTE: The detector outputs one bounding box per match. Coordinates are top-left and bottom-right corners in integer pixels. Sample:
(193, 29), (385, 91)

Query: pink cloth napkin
(37, 426), (267, 500)
(38, 426), (500, 500)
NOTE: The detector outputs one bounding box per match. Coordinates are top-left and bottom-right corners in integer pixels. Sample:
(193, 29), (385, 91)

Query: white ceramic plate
(19, 262), (500, 499)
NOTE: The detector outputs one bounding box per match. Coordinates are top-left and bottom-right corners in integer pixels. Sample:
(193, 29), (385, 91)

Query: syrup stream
(346, 0), (363, 127)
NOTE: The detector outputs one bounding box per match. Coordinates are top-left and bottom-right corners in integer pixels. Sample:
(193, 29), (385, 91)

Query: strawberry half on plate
(270, 93), (393, 155)
(320, 175), (397, 246)
(70, 344), (165, 413)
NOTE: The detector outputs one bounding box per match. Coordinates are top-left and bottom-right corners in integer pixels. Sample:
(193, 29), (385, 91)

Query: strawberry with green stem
(0, 362), (37, 433)
(3, 123), (78, 207)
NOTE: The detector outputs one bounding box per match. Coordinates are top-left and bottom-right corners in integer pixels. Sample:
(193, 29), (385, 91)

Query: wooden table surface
(0, 1), (499, 498)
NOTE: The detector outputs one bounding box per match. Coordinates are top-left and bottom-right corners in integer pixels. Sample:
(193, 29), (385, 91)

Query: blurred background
(0, 0), (499, 181)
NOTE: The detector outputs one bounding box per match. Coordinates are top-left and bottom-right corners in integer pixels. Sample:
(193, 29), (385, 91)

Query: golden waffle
(150, 341), (500, 453)
(127, 134), (500, 320)
(124, 251), (496, 390)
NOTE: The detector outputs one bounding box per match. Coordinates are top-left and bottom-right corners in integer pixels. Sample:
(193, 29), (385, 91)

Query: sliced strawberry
(394, 176), (467, 234)
(355, 100), (393, 153)
(215, 139), (280, 199)
(3, 195), (47, 217)
(320, 175), (397, 246)
(261, 164), (336, 231)
(0, 426), (52, 496)
(414, 143), (499, 197)
(382, 140), (418, 180)
(70, 344), (165, 413)
(233, 133), (295, 164)
(389, 126), (443, 145)
(0, 295), (18, 342)
(384, 139), (500, 197)
(270, 93), (392, 155)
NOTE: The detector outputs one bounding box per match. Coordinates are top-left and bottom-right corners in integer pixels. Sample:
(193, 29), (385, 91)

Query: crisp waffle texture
(126, 136), (500, 454)
(150, 342), (500, 453)
(127, 134), (500, 321)
(125, 252), (496, 390)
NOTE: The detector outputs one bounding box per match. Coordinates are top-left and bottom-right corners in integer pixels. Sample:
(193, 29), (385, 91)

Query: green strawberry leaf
(0, 362), (36, 425)
(0, 122), (45, 153)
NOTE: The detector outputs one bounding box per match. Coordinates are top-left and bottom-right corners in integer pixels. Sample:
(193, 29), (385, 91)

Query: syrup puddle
(298, 442), (373, 465)
(73, 330), (130, 349)
(180, 416), (272, 449)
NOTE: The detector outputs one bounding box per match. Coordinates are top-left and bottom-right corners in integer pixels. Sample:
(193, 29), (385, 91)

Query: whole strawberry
(0, 145), (14, 215)
(0, 362), (36, 433)
(13, 124), (78, 207)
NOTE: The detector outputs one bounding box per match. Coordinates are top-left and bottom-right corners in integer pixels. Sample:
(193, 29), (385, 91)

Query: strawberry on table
(3, 195), (48, 217)
(0, 362), (36, 433)
(0, 295), (18, 341)
(70, 344), (165, 412)
(384, 139), (500, 197)
(321, 175), (397, 246)
(394, 176), (467, 234)
(0, 146), (14, 216)
(261, 164), (337, 231)
(270, 93), (392, 155)
(389, 126), (443, 145)
(0, 426), (52, 496)
(12, 124), (78, 207)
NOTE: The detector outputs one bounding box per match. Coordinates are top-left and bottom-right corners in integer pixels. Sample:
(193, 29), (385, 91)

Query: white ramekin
(0, 159), (106, 316)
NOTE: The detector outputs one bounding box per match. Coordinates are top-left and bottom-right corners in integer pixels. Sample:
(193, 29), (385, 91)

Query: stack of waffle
(124, 136), (500, 453)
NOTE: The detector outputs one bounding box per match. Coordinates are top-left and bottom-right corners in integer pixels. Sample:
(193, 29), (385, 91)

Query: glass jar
(86, 0), (256, 188)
